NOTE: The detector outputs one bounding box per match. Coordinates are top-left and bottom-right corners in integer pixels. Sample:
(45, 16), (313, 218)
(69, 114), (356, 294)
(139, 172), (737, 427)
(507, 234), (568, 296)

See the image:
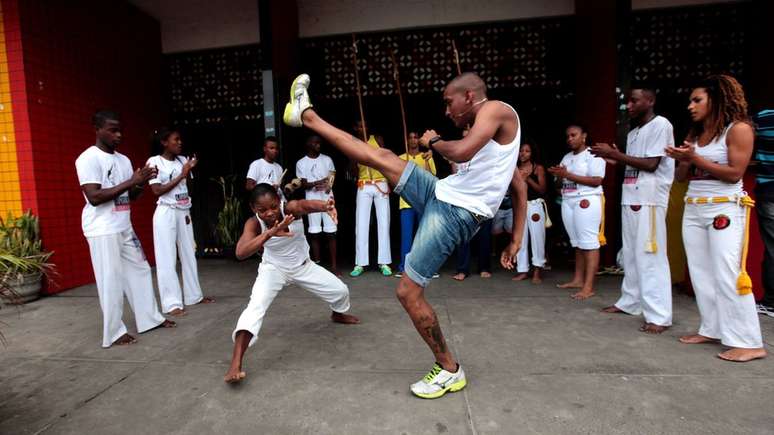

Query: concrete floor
(1, 258), (773, 435)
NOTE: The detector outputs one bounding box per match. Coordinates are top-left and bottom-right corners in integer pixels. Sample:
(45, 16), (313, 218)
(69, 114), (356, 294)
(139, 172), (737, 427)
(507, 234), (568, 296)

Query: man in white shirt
(296, 135), (339, 275)
(591, 87), (675, 334)
(246, 136), (284, 193)
(75, 110), (175, 348)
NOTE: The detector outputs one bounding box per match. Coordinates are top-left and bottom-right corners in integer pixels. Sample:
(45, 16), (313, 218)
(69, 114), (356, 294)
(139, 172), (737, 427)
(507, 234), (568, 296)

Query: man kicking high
(283, 72), (527, 399)
(224, 184), (359, 383)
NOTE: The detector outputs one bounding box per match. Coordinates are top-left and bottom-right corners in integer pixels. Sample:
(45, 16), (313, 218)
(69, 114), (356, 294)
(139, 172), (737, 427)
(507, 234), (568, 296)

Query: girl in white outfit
(224, 184), (360, 383)
(549, 125), (606, 300)
(147, 128), (214, 316)
(666, 75), (766, 362)
(512, 142), (548, 283)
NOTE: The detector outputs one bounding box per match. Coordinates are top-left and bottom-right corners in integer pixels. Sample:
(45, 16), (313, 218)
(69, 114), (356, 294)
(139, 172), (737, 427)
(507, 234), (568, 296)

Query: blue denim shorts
(394, 161), (481, 287)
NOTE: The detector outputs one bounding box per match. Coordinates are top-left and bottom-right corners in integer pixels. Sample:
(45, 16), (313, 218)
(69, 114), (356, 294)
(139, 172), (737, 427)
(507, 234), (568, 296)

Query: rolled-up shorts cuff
(393, 160), (417, 195)
(404, 258), (431, 288)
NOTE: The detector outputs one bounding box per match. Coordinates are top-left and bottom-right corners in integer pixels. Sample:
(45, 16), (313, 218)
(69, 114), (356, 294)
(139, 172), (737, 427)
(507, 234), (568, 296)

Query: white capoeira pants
(308, 211), (337, 234)
(516, 199), (547, 273)
(355, 181), (391, 266)
(233, 260), (351, 347)
(615, 206), (672, 326)
(561, 194), (602, 250)
(682, 201), (763, 348)
(153, 205), (203, 313)
(86, 229), (166, 348)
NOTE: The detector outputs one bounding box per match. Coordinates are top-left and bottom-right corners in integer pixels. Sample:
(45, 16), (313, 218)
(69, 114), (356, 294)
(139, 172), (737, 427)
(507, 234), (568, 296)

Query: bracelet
(428, 135), (442, 147)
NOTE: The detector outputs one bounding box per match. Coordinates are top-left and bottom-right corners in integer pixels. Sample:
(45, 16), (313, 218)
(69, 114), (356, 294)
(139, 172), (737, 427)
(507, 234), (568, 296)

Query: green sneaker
(379, 264), (392, 276)
(283, 74), (312, 127)
(410, 363), (467, 399)
(350, 266), (364, 277)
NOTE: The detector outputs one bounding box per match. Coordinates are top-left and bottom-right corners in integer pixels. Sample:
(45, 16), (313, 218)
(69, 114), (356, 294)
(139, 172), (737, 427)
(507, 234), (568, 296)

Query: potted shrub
(212, 176), (243, 258)
(0, 211), (55, 304)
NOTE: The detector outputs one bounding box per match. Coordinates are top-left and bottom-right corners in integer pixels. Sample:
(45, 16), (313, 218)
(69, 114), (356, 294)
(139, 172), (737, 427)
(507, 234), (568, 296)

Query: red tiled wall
(5, 0), (163, 292)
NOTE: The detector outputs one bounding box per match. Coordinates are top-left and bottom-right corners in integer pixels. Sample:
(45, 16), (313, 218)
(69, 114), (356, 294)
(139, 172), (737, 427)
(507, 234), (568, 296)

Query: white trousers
(355, 181), (391, 266)
(516, 199), (547, 272)
(153, 205), (203, 313)
(561, 194), (602, 250)
(615, 206), (672, 326)
(682, 202), (763, 348)
(233, 260), (351, 347)
(87, 229), (166, 348)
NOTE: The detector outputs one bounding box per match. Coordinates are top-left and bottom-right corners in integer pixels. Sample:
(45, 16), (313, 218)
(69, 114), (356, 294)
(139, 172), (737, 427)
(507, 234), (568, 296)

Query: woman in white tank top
(666, 74), (766, 362)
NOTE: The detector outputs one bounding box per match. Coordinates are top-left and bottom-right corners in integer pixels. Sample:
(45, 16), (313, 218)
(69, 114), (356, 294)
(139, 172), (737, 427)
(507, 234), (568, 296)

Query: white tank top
(686, 123), (744, 198)
(257, 202), (310, 271)
(435, 102), (521, 218)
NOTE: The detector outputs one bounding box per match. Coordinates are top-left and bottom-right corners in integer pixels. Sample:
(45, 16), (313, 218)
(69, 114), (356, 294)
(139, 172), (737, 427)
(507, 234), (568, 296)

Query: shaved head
(446, 72), (487, 98)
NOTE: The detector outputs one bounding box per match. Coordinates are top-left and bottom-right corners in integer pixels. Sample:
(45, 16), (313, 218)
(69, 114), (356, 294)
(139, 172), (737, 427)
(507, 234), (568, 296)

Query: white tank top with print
(257, 202), (310, 271)
(686, 123), (744, 198)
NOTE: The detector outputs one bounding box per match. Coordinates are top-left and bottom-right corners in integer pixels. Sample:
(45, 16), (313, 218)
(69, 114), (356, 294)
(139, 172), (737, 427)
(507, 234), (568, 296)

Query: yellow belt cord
(645, 206), (658, 253)
(538, 198), (552, 228)
(598, 195), (607, 246)
(684, 195), (755, 295)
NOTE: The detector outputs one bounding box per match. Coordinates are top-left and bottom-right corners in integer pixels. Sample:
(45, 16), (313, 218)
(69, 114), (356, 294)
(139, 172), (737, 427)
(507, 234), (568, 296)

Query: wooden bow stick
(450, 39), (470, 133)
(451, 39), (463, 76)
(388, 48), (409, 160)
(351, 34), (368, 142)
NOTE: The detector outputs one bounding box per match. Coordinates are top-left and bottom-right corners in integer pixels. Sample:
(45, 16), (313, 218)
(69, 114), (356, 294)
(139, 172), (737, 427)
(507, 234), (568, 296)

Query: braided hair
(688, 74), (751, 142)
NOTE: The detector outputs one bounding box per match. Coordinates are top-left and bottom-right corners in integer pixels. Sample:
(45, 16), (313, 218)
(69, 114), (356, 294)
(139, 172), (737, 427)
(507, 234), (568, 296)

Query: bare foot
(571, 289), (595, 300)
(512, 273), (529, 281)
(601, 305), (626, 314)
(169, 308), (187, 317)
(112, 333), (137, 346)
(148, 319), (177, 331)
(331, 312), (360, 324)
(717, 347), (767, 362)
(679, 334), (720, 344)
(452, 273), (467, 281)
(224, 365), (246, 383)
(531, 269), (542, 284)
(196, 297), (215, 304)
(640, 323), (669, 334)
(480, 271), (492, 279)
(557, 281), (583, 289)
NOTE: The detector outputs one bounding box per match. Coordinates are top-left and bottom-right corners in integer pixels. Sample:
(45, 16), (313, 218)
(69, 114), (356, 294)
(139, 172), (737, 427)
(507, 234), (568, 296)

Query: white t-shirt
(435, 102), (521, 218)
(75, 145), (133, 237)
(296, 154), (335, 200)
(146, 155), (192, 209)
(621, 115), (675, 207)
(559, 148), (606, 198)
(247, 158), (283, 186)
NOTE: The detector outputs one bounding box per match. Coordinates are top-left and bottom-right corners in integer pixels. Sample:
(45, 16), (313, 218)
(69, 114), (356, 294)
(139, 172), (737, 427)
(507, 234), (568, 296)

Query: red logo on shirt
(531, 213), (541, 222)
(579, 199), (590, 209)
(630, 205), (641, 211)
(713, 214), (730, 230)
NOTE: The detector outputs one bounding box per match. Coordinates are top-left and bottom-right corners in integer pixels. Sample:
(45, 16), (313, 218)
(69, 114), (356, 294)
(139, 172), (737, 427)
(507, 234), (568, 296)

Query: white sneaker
(410, 363), (466, 399)
(756, 304), (774, 318)
(282, 73), (312, 127)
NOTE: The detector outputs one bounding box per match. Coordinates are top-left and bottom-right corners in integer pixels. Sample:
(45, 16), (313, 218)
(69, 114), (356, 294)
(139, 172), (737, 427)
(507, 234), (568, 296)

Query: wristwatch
(428, 135), (442, 147)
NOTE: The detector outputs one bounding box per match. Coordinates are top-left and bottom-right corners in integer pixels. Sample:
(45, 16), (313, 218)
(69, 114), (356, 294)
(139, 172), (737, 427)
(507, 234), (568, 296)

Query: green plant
(212, 176), (243, 248)
(0, 210), (55, 301)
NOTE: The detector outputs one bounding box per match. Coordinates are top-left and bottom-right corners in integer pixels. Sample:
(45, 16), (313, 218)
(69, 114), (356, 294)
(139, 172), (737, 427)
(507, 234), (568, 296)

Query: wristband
(428, 135), (442, 147)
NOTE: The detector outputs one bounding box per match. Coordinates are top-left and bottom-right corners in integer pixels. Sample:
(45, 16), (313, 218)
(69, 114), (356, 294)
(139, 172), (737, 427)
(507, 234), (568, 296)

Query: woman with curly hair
(666, 74), (766, 362)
